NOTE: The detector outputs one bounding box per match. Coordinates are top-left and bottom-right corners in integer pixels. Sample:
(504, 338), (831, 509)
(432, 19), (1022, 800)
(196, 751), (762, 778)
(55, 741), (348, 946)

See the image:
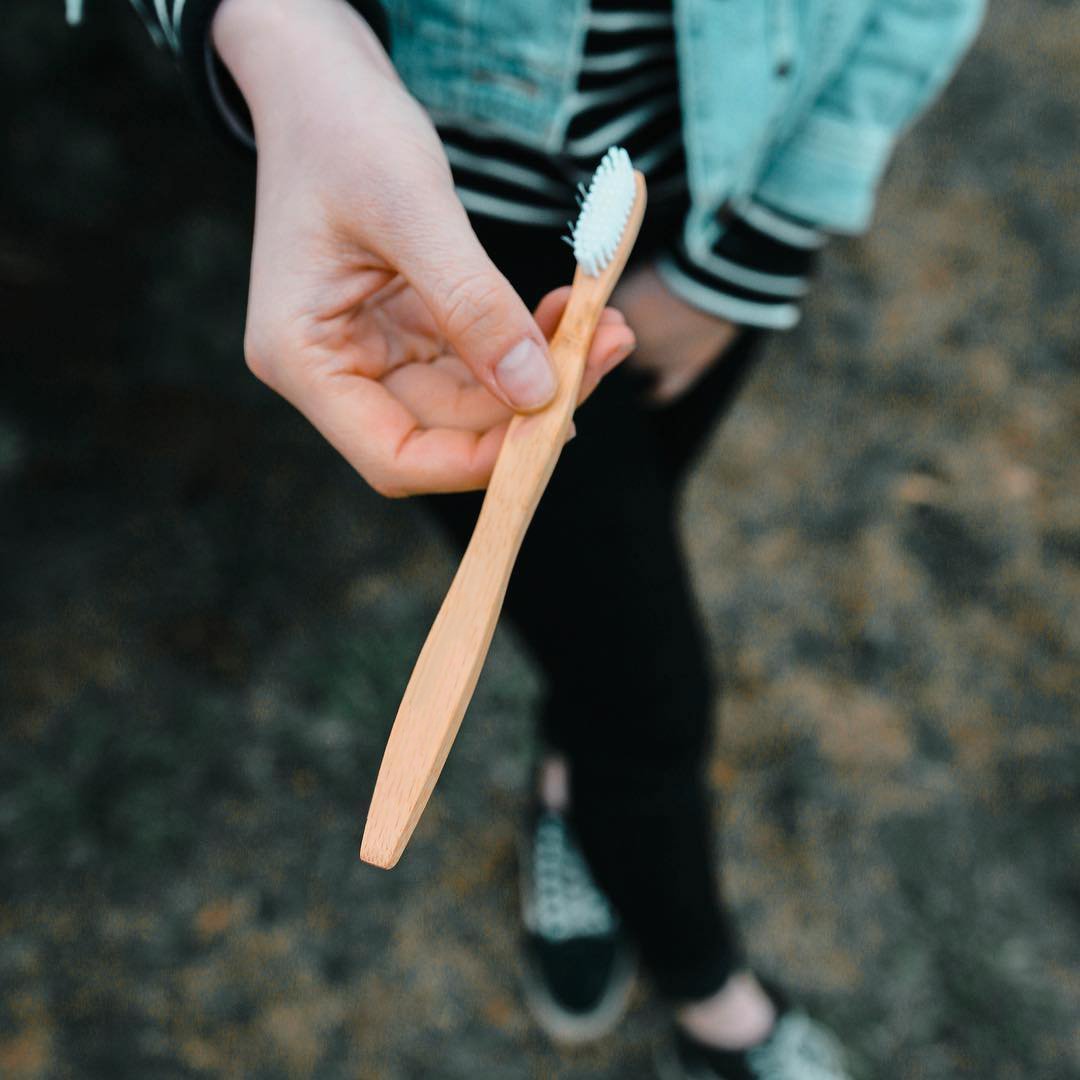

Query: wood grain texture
(361, 173), (647, 868)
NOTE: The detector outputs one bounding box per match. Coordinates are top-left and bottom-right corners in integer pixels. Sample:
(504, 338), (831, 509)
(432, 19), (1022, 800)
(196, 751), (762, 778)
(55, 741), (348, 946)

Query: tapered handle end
(360, 727), (442, 871)
(359, 820), (405, 869)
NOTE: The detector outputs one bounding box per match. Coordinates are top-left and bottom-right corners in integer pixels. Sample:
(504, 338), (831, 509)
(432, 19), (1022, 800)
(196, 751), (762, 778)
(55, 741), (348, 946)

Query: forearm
(212, 0), (395, 139)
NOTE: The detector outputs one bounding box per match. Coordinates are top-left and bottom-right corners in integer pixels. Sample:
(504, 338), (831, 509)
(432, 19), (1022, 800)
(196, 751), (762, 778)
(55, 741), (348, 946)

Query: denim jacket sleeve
(754, 0), (986, 234)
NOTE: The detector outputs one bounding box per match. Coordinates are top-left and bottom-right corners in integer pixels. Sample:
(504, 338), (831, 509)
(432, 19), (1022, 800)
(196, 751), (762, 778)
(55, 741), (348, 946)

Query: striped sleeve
(66, 1), (390, 149)
(66, 1), (254, 143)
(66, 2), (223, 57)
(656, 199), (826, 330)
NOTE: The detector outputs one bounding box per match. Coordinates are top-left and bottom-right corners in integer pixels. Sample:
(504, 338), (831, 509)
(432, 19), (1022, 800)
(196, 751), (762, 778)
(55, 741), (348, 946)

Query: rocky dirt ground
(1, 3), (1078, 1078)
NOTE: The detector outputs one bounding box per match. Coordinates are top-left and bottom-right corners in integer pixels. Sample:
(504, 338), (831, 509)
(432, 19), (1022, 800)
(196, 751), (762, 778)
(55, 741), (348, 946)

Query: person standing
(73, 0), (984, 1073)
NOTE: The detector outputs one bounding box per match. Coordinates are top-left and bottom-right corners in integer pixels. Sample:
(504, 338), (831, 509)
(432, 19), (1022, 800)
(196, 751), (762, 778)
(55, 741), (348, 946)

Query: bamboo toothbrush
(361, 147), (646, 869)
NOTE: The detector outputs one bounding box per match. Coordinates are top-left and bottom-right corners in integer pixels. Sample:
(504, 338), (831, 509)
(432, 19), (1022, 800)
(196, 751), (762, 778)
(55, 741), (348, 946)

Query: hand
(213, 0), (634, 496)
(613, 264), (739, 404)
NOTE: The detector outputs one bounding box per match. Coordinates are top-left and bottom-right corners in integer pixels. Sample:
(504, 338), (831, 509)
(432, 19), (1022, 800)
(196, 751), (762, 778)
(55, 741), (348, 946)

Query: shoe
(656, 990), (855, 1080)
(518, 807), (636, 1043)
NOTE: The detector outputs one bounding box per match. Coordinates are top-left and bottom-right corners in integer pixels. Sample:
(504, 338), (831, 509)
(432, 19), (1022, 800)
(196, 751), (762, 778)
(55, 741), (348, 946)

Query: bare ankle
(538, 755), (571, 812)
(676, 970), (776, 1051)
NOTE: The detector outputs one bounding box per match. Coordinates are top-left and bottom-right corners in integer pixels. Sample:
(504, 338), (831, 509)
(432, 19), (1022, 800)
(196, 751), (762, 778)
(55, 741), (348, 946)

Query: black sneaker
(519, 807), (636, 1043)
(656, 993), (855, 1080)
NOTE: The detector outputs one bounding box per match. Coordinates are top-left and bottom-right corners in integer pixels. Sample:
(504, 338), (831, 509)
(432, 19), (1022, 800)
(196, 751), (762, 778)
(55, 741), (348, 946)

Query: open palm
(249, 251), (633, 496)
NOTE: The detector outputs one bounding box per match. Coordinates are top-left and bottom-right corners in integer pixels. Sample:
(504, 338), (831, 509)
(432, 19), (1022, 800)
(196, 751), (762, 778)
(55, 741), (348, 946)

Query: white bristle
(568, 147), (636, 277)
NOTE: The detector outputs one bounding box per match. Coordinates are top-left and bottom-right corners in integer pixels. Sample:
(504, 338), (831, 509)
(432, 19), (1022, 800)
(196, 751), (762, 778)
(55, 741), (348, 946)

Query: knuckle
(365, 459), (411, 500)
(439, 272), (506, 348)
(368, 474), (410, 499)
(242, 325), (277, 385)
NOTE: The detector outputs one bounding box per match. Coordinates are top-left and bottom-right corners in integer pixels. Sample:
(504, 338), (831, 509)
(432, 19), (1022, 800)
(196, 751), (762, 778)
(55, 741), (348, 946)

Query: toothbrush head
(569, 147), (638, 278)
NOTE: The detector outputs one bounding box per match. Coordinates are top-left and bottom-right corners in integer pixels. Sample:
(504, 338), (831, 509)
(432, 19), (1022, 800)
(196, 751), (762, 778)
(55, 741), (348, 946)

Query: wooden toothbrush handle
(359, 315), (592, 869)
(360, 171), (646, 869)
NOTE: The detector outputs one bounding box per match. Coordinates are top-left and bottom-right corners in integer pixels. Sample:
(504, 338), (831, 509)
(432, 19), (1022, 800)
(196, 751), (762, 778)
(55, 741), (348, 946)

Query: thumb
(393, 201), (558, 412)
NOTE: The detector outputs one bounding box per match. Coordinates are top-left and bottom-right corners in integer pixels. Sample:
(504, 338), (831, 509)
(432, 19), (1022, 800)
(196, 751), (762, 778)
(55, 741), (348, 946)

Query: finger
(577, 322), (636, 405)
(531, 287), (634, 405)
(391, 193), (558, 413)
(587, 320), (636, 378)
(533, 287), (572, 338)
(428, 352), (474, 387)
(391, 421), (509, 494)
(292, 366), (506, 495)
(598, 306), (629, 327)
(381, 363), (512, 432)
(533, 287), (628, 340)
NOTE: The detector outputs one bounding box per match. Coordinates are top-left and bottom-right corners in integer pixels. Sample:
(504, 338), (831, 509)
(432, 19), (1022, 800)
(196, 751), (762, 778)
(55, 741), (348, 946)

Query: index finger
(292, 366), (508, 496)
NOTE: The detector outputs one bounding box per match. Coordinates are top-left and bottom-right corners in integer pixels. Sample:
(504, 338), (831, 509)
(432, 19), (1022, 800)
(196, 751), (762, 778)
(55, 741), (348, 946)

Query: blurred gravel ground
(1, 3), (1077, 1078)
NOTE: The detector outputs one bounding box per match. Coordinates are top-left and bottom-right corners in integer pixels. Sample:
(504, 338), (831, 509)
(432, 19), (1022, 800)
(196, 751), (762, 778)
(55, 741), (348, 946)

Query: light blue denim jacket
(384, 0), (984, 235)
(97, 0), (983, 236)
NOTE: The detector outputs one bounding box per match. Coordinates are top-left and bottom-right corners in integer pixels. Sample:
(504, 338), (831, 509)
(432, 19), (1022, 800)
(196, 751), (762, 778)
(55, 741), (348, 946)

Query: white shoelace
(526, 812), (617, 942)
(747, 1013), (852, 1080)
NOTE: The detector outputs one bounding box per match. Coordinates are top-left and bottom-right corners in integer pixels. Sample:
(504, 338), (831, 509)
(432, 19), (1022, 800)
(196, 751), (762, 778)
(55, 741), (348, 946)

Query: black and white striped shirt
(440, 0), (689, 226)
(72, 0), (824, 329)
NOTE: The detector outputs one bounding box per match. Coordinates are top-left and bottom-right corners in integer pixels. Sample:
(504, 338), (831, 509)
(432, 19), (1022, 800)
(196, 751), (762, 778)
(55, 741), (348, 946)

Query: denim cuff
(753, 111), (897, 235)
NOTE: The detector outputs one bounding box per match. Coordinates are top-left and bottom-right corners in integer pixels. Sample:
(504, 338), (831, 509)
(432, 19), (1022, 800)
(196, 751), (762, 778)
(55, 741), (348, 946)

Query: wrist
(212, 0), (393, 130)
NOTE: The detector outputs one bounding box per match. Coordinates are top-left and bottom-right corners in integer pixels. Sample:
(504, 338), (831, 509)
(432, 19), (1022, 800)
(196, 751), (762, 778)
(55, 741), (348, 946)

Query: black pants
(424, 207), (765, 1001)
